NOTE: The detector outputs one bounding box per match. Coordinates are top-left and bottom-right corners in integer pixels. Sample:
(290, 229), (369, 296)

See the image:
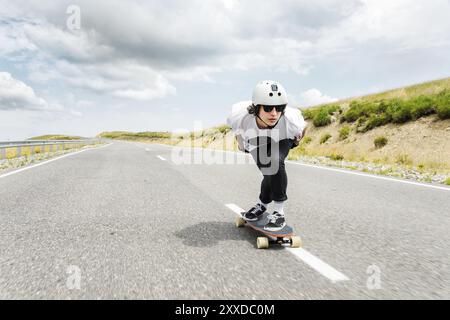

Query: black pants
(248, 137), (295, 203)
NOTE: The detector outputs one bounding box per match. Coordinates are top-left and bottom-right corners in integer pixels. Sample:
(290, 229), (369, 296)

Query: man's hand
(293, 127), (307, 147)
(235, 135), (245, 152)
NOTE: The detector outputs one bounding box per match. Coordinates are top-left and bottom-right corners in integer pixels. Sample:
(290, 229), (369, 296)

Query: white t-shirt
(226, 101), (308, 152)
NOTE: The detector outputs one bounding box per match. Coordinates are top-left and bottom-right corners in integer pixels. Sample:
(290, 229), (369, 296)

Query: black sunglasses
(262, 105), (286, 113)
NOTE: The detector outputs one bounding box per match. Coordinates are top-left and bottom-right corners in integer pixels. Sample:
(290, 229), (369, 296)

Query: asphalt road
(0, 141), (449, 299)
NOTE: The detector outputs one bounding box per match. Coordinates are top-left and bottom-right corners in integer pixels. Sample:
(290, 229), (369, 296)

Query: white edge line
(0, 143), (112, 179)
(286, 160), (450, 191)
(225, 203), (349, 283)
(151, 143), (450, 192)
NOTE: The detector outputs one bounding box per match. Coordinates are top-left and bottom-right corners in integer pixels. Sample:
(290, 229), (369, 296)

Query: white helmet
(252, 80), (288, 106)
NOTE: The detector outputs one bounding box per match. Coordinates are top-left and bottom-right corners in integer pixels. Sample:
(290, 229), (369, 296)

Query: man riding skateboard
(227, 80), (308, 232)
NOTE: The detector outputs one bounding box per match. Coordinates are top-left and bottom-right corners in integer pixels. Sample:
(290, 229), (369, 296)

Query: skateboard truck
(235, 214), (302, 249)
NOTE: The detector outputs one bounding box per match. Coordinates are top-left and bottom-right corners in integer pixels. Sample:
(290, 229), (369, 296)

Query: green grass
(302, 77), (450, 130)
(340, 89), (450, 130)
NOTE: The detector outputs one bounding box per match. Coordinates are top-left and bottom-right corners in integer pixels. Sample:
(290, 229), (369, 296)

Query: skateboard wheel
(235, 217), (245, 228)
(256, 237), (269, 249)
(290, 236), (302, 248)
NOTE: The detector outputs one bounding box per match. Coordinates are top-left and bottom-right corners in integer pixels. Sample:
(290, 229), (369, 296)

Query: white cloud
(3, 0), (450, 99)
(298, 89), (338, 107)
(231, 100), (252, 114)
(0, 72), (53, 111)
(222, 0), (240, 11)
(69, 109), (83, 117)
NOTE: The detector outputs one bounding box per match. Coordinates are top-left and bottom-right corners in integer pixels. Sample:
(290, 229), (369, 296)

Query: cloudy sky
(0, 0), (449, 140)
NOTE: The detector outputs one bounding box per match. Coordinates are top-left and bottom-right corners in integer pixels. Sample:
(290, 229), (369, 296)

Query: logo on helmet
(271, 84), (278, 92)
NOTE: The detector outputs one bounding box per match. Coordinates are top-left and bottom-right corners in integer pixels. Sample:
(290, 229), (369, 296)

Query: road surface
(0, 141), (449, 299)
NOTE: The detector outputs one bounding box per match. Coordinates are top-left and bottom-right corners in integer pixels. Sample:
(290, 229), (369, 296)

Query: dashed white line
(225, 203), (349, 283)
(157, 155), (167, 161)
(285, 248), (349, 283)
(0, 143), (113, 179)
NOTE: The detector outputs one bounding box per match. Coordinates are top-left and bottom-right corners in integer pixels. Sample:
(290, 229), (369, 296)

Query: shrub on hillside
(216, 125), (231, 135)
(302, 108), (315, 120)
(339, 126), (350, 140)
(343, 101), (382, 123)
(395, 154), (412, 165)
(362, 114), (391, 132)
(313, 109), (332, 127)
(409, 95), (435, 119)
(374, 136), (388, 149)
(328, 153), (344, 161)
(436, 89), (450, 120)
(387, 99), (412, 123)
(320, 133), (332, 144)
(302, 136), (312, 144)
(302, 104), (341, 123)
(325, 104), (341, 115)
(342, 101), (363, 122)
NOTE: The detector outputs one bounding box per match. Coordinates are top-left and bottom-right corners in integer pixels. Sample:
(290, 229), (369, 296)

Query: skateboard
(235, 212), (302, 249)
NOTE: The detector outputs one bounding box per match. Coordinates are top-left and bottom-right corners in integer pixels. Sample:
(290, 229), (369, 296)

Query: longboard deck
(241, 212), (294, 238)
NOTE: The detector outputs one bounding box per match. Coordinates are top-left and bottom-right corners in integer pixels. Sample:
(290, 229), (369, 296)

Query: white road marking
(286, 160), (450, 192)
(145, 148), (150, 151)
(157, 155), (166, 161)
(0, 143), (112, 179)
(225, 203), (350, 283)
(285, 248), (349, 283)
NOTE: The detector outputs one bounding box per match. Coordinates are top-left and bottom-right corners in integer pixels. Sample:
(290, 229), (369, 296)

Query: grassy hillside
(289, 77), (450, 170)
(302, 78), (450, 131)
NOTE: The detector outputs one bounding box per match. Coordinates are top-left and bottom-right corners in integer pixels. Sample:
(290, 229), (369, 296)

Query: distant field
(28, 135), (86, 140)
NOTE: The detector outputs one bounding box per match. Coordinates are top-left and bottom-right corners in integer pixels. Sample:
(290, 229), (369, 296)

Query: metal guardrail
(0, 139), (103, 160)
